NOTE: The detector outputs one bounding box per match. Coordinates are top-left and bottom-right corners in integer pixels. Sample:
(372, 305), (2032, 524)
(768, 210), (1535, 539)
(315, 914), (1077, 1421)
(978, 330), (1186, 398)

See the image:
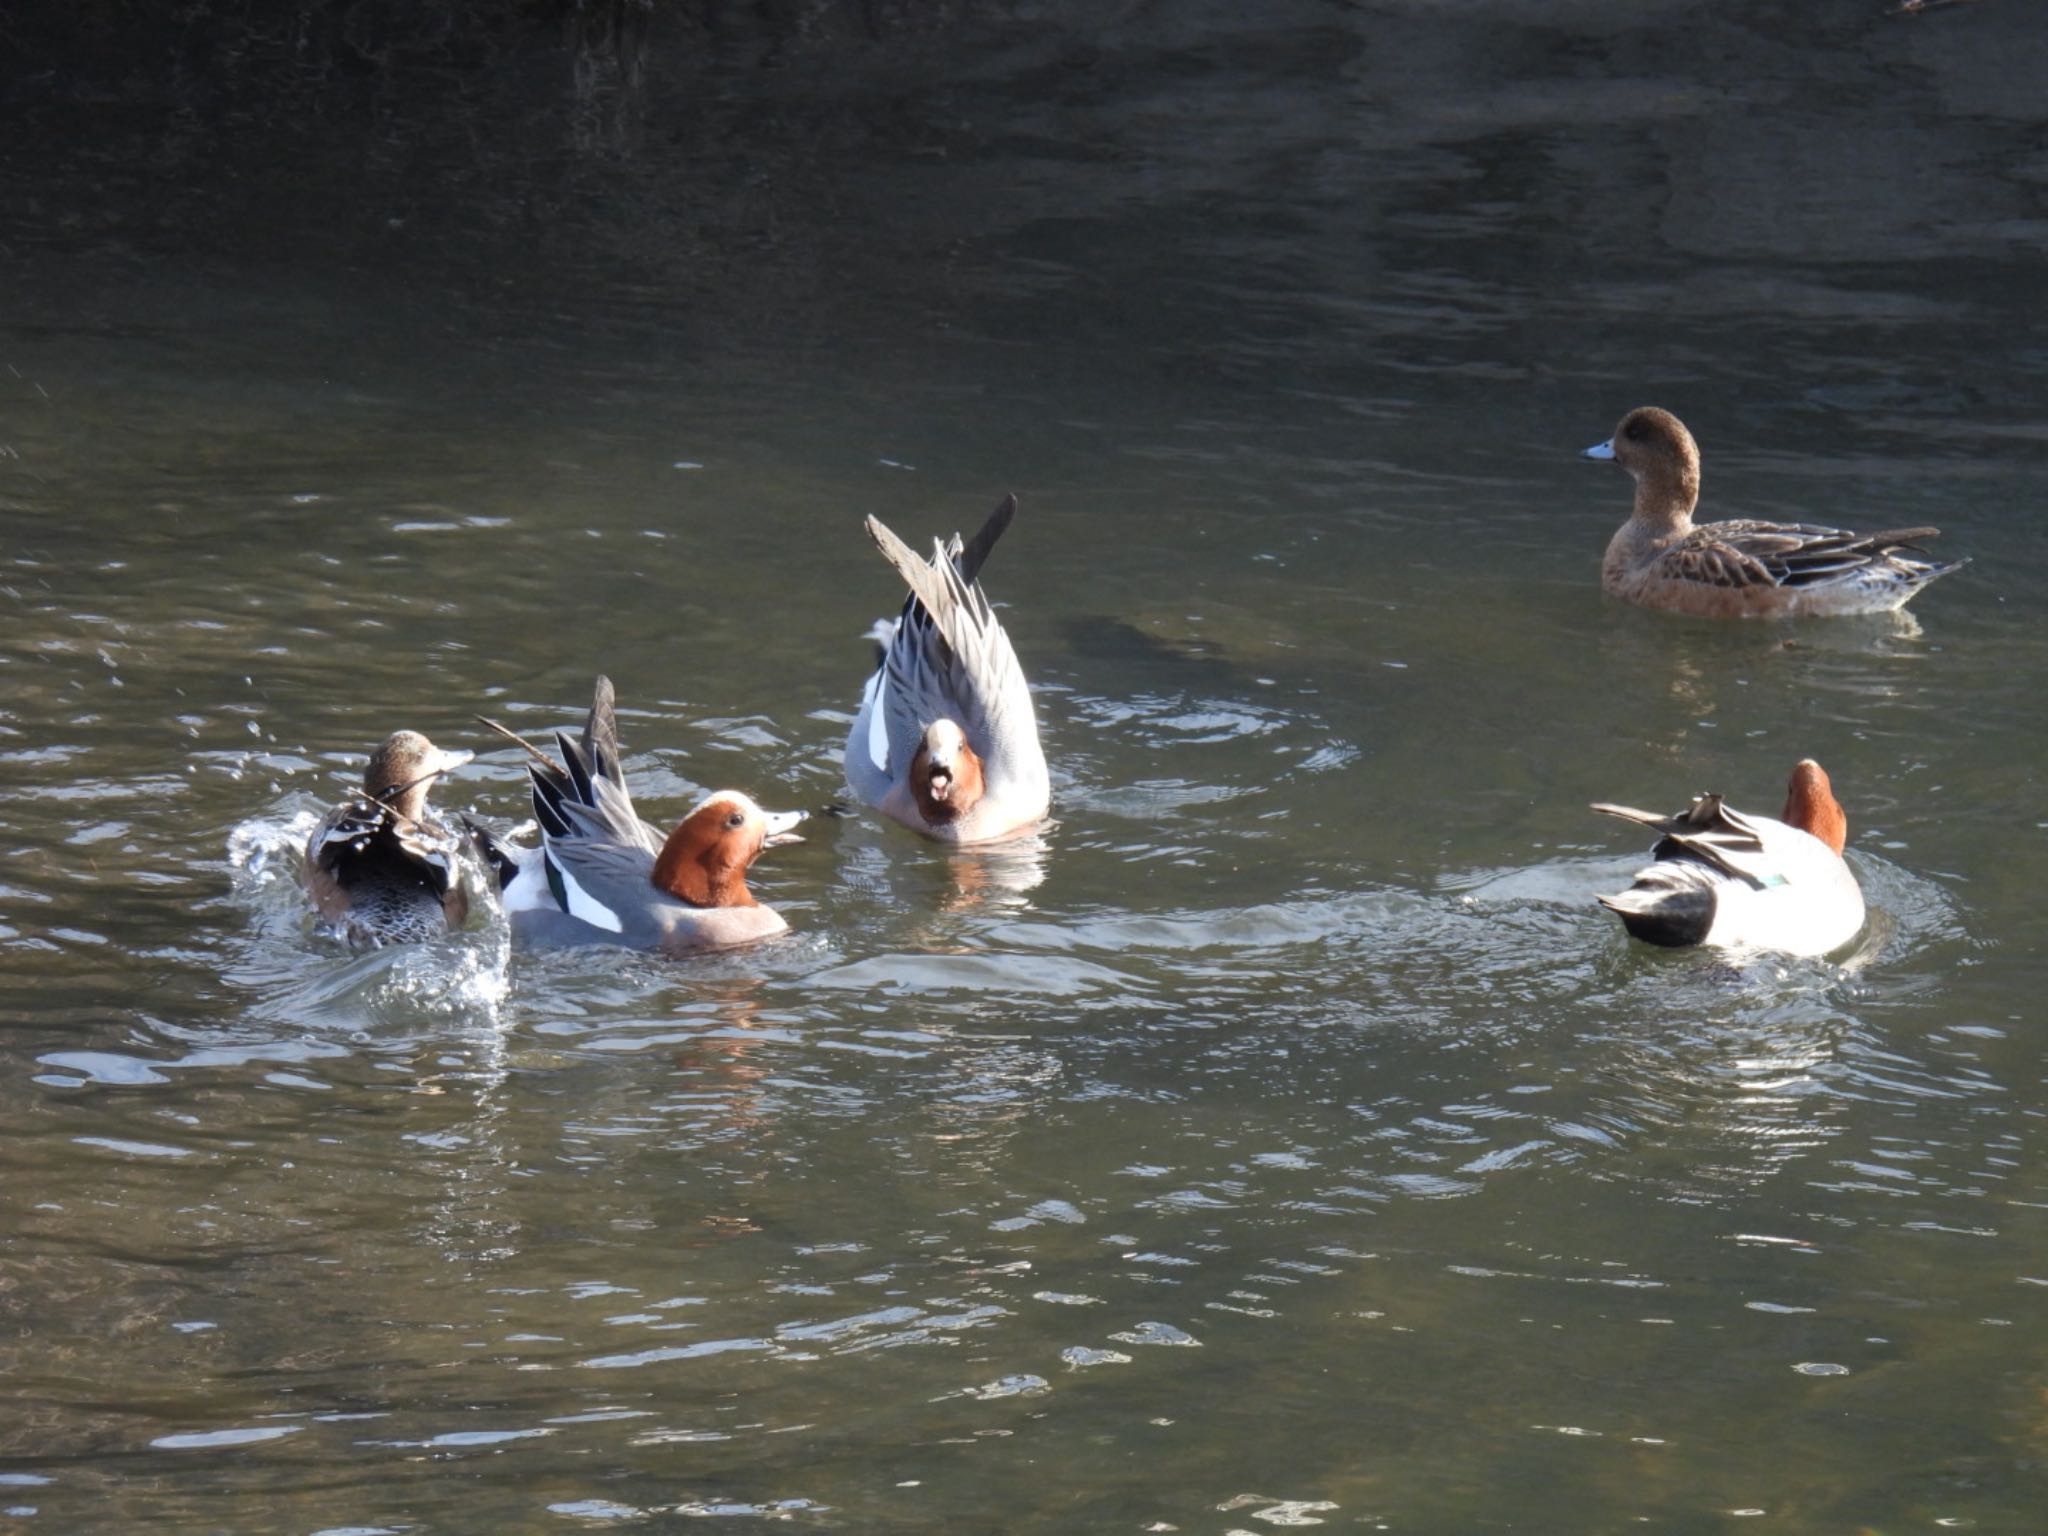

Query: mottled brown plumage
(304, 730), (473, 948)
(1586, 407), (1963, 617)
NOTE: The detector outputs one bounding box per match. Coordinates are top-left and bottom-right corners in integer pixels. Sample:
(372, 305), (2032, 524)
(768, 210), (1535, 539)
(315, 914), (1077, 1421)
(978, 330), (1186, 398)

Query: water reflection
(931, 831), (1050, 912)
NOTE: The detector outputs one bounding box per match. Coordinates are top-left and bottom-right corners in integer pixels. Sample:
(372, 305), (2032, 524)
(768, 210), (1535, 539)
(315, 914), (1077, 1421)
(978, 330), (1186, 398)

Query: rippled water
(5, 1), (2048, 1530)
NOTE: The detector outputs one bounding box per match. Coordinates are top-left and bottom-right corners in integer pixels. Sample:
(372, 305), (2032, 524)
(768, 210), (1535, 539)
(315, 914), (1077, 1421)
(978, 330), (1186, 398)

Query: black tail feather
(1598, 863), (1718, 948)
(462, 815), (521, 891)
(529, 756), (578, 840)
(954, 493), (1017, 586)
(558, 729), (600, 808)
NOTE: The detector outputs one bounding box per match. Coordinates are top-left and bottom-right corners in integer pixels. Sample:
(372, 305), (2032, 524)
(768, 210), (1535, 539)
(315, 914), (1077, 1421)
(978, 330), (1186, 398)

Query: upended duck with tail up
(1593, 759), (1866, 957)
(846, 494), (1050, 844)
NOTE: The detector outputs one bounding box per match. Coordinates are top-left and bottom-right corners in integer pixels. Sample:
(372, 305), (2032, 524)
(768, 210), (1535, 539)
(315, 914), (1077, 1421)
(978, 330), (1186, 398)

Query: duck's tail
(1856, 528), (1968, 591)
(1598, 861), (1719, 948)
(462, 815), (525, 892)
(954, 493), (1017, 586)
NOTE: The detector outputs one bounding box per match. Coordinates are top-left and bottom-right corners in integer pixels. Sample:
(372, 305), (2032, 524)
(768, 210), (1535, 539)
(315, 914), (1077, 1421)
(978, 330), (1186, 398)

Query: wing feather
(1661, 520), (1952, 594)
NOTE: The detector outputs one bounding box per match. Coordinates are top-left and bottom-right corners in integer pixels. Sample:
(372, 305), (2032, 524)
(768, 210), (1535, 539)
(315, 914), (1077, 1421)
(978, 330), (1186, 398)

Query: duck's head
(652, 791), (806, 908)
(363, 730), (473, 822)
(911, 719), (986, 826)
(1584, 406), (1702, 523)
(1782, 758), (1848, 855)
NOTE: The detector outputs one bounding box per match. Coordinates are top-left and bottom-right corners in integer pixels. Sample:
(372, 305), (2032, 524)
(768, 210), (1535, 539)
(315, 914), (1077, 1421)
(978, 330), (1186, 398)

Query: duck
(1584, 406), (1964, 617)
(304, 730), (475, 948)
(469, 676), (805, 957)
(1592, 758), (1865, 956)
(845, 494), (1051, 844)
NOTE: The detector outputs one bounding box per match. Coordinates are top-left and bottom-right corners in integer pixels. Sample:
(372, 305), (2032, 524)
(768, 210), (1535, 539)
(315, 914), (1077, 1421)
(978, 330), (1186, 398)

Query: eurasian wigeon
(304, 730), (475, 948)
(471, 677), (805, 957)
(846, 494), (1051, 844)
(1593, 758), (1865, 956)
(1585, 407), (1964, 617)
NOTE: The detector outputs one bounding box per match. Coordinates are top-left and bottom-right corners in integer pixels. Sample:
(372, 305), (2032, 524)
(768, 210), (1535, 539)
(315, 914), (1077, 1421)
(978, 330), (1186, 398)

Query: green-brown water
(4, 2), (2046, 1531)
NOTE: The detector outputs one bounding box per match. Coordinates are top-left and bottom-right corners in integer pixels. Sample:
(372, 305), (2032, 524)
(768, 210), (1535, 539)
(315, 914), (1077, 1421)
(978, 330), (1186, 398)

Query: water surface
(4, 2), (2046, 1530)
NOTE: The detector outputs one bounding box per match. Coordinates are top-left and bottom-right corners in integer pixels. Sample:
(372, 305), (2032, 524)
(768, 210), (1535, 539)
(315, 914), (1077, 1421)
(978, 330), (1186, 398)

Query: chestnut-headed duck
(1593, 758), (1865, 956)
(305, 730), (475, 948)
(846, 494), (1050, 844)
(1584, 407), (1964, 617)
(471, 677), (805, 957)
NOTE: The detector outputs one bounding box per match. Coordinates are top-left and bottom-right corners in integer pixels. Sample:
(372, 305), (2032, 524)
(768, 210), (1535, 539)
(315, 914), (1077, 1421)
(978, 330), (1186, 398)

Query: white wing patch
(860, 668), (890, 774)
(547, 851), (625, 933)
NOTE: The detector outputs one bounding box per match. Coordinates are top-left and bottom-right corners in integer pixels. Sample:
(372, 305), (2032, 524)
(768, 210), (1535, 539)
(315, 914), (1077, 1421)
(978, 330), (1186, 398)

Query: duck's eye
(725, 811), (746, 830)
(1623, 419), (1646, 441)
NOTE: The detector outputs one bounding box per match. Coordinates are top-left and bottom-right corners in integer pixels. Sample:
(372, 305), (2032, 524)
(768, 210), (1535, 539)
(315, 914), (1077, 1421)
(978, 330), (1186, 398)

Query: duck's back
(306, 806), (467, 947)
(1603, 810), (1864, 956)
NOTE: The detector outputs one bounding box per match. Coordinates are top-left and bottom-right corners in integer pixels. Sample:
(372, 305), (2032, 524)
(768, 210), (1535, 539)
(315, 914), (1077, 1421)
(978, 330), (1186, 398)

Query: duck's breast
(657, 903), (789, 956)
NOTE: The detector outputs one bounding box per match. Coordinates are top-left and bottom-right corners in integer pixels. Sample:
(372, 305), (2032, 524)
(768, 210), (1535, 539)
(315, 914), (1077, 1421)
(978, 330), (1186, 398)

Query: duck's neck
(1630, 462), (1700, 534)
(377, 781), (432, 825)
(652, 835), (757, 909)
(1782, 767), (1848, 855)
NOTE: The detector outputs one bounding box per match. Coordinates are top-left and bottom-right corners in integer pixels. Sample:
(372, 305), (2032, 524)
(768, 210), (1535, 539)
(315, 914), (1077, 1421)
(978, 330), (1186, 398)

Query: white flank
(861, 669), (889, 774)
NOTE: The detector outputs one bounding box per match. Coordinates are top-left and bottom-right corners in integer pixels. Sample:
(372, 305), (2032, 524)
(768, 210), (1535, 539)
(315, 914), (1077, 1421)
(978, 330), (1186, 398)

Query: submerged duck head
(651, 792), (806, 909)
(1584, 406), (1702, 525)
(911, 719), (987, 826)
(1781, 758), (1848, 854)
(363, 730), (473, 823)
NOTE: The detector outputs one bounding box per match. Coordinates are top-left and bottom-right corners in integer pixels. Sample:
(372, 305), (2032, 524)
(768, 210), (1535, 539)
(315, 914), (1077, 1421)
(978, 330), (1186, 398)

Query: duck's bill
(763, 809), (808, 846)
(1582, 439), (1616, 461)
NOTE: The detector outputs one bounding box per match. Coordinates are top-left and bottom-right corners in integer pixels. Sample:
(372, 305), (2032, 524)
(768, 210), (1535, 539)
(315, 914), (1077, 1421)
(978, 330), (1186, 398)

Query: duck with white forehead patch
(304, 729), (476, 949)
(846, 494), (1050, 844)
(1593, 759), (1866, 957)
(1585, 406), (1964, 617)
(470, 677), (805, 957)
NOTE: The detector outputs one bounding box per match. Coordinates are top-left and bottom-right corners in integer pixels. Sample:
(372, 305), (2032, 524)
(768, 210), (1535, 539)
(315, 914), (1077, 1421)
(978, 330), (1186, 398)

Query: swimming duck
(470, 677), (805, 957)
(1584, 407), (1964, 617)
(846, 494), (1051, 843)
(304, 730), (475, 948)
(1593, 758), (1865, 956)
